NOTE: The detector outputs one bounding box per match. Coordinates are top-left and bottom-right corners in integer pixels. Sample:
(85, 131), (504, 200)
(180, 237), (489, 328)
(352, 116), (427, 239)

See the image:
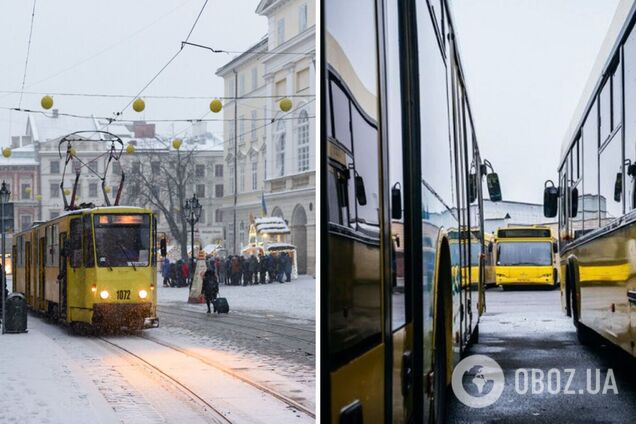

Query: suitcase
(213, 297), (229, 314)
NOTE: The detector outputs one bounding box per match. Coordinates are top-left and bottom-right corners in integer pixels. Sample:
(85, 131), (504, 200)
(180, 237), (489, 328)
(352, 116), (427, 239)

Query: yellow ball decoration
(63, 188), (71, 196)
(279, 97), (292, 112)
(172, 138), (183, 150)
(69, 147), (76, 157)
(1, 147), (11, 158)
(126, 144), (135, 154)
(36, 194), (42, 202)
(132, 98), (145, 113)
(25, 187), (32, 194)
(41, 95), (54, 110)
(104, 186), (112, 194)
(209, 99), (222, 113)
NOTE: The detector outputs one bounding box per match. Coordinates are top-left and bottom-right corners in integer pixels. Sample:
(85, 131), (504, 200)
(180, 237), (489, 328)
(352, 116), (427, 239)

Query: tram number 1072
(116, 290), (131, 300)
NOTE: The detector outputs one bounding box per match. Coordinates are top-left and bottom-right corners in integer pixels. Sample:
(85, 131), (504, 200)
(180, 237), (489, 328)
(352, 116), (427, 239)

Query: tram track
(97, 334), (315, 420)
(156, 305), (315, 354)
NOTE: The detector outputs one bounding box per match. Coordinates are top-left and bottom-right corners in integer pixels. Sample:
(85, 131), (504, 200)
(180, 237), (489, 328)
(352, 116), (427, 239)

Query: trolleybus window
(83, 215), (95, 267)
(496, 242), (552, 267)
(70, 219), (82, 268)
(625, 26), (636, 210)
(93, 214), (150, 267)
(599, 135), (623, 222)
(582, 99), (600, 230)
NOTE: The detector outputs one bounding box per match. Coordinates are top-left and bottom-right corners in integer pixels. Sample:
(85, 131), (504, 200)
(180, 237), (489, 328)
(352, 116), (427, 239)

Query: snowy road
(0, 275), (316, 423)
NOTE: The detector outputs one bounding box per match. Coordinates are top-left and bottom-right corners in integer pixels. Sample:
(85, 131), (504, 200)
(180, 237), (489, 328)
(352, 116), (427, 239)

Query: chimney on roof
(51, 109), (59, 118)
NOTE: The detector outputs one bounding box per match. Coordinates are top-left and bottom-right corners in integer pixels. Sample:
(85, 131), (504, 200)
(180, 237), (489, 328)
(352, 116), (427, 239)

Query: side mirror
(391, 183), (402, 220)
(160, 237), (167, 257)
(488, 242), (493, 253)
(543, 180), (558, 218)
(553, 242), (558, 254)
(570, 186), (579, 217)
(355, 174), (367, 206)
(61, 240), (71, 257)
(487, 173), (502, 202)
(468, 173), (477, 204)
(614, 172), (622, 202)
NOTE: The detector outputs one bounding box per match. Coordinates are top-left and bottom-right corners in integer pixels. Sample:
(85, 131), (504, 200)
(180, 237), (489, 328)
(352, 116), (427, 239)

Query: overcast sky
(451, 0), (621, 203)
(0, 0), (267, 145)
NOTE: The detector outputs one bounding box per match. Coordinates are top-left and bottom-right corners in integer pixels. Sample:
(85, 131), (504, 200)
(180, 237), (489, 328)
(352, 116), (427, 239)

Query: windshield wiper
(117, 242), (137, 271)
(99, 256), (113, 271)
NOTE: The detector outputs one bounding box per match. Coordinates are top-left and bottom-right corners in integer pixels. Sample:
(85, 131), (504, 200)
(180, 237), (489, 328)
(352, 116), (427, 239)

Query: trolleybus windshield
(496, 241), (552, 266)
(94, 214), (150, 267)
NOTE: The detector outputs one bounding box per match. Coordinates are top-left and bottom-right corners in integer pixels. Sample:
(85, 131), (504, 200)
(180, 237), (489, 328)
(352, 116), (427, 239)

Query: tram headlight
(100, 290), (109, 299)
(139, 289), (148, 299)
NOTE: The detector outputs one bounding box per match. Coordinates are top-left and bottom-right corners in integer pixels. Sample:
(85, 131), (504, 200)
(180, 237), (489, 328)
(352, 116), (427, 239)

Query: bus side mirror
(543, 180), (558, 218)
(391, 183), (402, 220)
(355, 174), (367, 206)
(614, 172), (622, 202)
(553, 242), (558, 254)
(468, 173), (477, 203)
(487, 173), (502, 202)
(570, 186), (579, 217)
(160, 238), (167, 257)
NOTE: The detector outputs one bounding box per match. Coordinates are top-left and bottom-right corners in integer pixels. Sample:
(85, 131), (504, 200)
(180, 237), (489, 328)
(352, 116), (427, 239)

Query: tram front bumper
(92, 302), (155, 328)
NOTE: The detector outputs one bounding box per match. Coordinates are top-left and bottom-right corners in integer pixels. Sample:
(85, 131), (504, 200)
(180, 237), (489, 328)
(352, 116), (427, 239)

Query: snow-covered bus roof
(559, 0), (636, 165)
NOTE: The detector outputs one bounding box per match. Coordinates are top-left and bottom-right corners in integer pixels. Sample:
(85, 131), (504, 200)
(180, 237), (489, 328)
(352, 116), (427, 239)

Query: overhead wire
(18, 0), (38, 109)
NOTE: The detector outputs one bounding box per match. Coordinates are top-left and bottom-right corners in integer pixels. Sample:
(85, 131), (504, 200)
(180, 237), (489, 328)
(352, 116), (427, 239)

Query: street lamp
(183, 193), (202, 286)
(1, 181), (10, 334)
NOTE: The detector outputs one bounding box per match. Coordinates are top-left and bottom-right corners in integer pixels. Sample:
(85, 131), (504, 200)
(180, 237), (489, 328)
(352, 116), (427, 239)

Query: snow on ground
(158, 274), (316, 322)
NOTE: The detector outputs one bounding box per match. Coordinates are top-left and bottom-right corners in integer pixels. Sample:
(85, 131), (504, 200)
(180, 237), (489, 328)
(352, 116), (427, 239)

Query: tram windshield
(94, 214), (151, 267)
(496, 241), (552, 266)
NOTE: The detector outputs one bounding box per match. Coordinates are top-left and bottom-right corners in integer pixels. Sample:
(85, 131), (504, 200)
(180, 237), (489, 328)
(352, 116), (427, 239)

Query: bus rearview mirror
(160, 237), (167, 257)
(355, 175), (367, 206)
(614, 172), (622, 202)
(487, 173), (502, 202)
(391, 183), (402, 220)
(468, 173), (477, 203)
(570, 186), (579, 217)
(543, 182), (558, 218)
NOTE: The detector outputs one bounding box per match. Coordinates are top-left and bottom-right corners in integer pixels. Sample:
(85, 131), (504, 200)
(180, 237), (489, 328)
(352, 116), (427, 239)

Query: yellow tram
(12, 206), (159, 330)
(322, 0), (502, 422)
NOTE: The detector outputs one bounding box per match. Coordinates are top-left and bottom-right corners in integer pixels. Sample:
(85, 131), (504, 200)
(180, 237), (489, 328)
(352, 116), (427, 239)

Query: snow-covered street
(0, 275), (316, 423)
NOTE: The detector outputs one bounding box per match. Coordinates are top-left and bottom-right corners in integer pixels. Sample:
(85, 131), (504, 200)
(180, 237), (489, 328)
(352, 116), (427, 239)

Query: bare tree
(123, 145), (196, 261)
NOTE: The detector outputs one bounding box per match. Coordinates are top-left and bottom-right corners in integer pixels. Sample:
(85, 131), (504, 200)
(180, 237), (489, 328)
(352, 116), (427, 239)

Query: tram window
(327, 166), (344, 224)
(352, 106), (379, 227)
(70, 219), (82, 268)
(330, 81), (352, 151)
(582, 99), (600, 230)
(612, 57), (622, 129)
(600, 79), (612, 143)
(83, 215), (95, 267)
(599, 136), (624, 223)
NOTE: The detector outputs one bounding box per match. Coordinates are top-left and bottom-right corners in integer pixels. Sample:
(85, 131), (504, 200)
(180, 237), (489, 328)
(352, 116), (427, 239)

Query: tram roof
(559, 0), (636, 165)
(22, 206), (153, 230)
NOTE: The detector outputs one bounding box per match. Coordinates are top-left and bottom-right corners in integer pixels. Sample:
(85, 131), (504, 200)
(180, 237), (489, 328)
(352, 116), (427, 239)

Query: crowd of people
(160, 252), (294, 288)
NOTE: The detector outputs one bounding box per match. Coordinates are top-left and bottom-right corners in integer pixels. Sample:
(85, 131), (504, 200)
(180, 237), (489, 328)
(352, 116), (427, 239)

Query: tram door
(38, 236), (46, 310)
(384, 0), (413, 421)
(59, 232), (68, 320)
(25, 240), (31, 305)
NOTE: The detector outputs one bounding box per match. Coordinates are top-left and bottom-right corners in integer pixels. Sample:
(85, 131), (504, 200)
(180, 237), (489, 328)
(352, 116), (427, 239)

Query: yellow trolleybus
(322, 0), (502, 422)
(543, 0), (636, 353)
(494, 226), (558, 289)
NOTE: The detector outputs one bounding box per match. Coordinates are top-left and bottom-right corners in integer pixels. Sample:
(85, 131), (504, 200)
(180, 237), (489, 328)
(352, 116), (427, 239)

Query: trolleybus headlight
(100, 290), (109, 299)
(139, 289), (148, 299)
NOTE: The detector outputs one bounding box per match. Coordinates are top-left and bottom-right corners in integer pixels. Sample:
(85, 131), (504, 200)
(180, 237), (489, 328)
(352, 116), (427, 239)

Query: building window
(21, 183), (31, 200)
(239, 162), (245, 193)
(215, 209), (223, 223)
(297, 109), (310, 171)
(239, 73), (245, 96)
(275, 119), (286, 176)
(50, 183), (59, 198)
(195, 164), (205, 177)
(296, 68), (310, 93)
(299, 3), (307, 32)
(252, 160), (258, 191)
(229, 164), (235, 194)
(151, 161), (160, 173)
(227, 77), (235, 98)
(215, 164), (223, 177)
(50, 160), (60, 174)
(20, 215), (32, 231)
(50, 211), (60, 219)
(251, 67), (258, 91)
(215, 184), (223, 198)
(251, 110), (258, 140)
(89, 182), (98, 198)
(239, 115), (245, 143)
(196, 184), (205, 198)
(277, 18), (285, 46)
(239, 221), (245, 246)
(264, 157), (268, 180)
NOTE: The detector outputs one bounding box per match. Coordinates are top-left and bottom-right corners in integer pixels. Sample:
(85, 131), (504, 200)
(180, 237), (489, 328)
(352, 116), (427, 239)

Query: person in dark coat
(248, 255), (258, 284)
(180, 260), (189, 287)
(271, 254), (282, 283)
(162, 258), (171, 287)
(240, 256), (248, 286)
(224, 257), (231, 285)
(201, 268), (219, 313)
(258, 253), (267, 284)
(283, 252), (292, 282)
(231, 256), (241, 286)
(169, 262), (178, 287)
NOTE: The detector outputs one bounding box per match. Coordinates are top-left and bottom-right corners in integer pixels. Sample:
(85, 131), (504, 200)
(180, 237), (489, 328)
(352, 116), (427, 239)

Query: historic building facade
(217, 0), (315, 275)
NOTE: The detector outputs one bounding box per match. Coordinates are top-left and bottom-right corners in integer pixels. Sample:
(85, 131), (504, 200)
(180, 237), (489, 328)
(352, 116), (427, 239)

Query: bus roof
(559, 0), (636, 166)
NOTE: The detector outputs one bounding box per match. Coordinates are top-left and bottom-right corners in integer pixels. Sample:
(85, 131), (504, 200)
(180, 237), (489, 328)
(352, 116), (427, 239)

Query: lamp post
(1, 181), (10, 334)
(183, 193), (202, 286)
